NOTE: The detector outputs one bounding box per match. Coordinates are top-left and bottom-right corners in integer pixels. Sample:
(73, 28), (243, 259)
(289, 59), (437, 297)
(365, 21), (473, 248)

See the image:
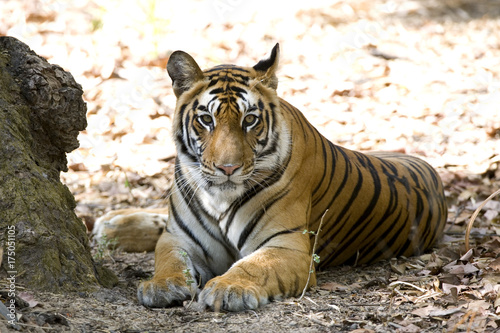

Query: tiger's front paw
(198, 276), (268, 312)
(137, 277), (195, 308)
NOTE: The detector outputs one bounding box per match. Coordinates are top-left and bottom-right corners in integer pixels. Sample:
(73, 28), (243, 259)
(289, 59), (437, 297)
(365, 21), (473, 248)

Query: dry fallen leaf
(429, 307), (463, 317)
(411, 305), (439, 318)
(18, 292), (39, 308)
(319, 282), (349, 292)
(390, 258), (408, 274)
(442, 283), (467, 295)
(459, 249), (474, 263)
(396, 323), (421, 333)
(465, 300), (492, 312)
(443, 262), (479, 275)
(349, 329), (375, 333)
(489, 257), (500, 272)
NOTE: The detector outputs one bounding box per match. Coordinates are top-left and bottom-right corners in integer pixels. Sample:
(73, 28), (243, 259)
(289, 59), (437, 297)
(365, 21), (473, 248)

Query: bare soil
(4, 234), (500, 332)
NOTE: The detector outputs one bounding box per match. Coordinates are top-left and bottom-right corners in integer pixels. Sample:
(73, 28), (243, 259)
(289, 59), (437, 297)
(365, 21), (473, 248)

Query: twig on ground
(465, 188), (500, 251)
(388, 281), (427, 293)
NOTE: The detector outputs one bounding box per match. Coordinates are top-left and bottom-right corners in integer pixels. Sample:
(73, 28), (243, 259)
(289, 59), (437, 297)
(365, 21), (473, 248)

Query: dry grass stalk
(465, 188), (500, 251)
(299, 209), (328, 301)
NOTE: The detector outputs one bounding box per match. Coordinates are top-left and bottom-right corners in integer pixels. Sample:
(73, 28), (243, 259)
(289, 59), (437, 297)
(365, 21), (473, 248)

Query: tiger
(105, 43), (447, 312)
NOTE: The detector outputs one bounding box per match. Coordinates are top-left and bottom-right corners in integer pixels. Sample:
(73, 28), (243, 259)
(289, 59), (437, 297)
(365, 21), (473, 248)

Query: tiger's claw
(138, 278), (195, 308)
(198, 277), (268, 312)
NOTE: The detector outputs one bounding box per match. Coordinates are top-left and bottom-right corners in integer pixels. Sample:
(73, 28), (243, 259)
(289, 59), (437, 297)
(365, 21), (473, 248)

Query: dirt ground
(2, 0), (500, 332)
(3, 239), (500, 332)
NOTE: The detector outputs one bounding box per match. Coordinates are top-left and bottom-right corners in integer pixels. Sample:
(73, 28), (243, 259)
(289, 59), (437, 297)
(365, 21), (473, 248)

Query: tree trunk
(0, 36), (117, 291)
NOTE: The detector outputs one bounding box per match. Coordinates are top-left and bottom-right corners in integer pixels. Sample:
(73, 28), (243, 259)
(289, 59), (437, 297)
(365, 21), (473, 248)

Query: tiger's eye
(199, 114), (213, 126)
(244, 114), (258, 127)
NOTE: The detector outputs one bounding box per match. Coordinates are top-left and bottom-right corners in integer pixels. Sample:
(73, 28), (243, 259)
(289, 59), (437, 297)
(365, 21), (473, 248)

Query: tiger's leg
(137, 232), (198, 307)
(198, 234), (315, 312)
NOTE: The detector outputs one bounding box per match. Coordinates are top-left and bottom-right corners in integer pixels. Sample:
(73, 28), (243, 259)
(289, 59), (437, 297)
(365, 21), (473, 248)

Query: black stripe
(170, 202), (210, 261)
(224, 152), (292, 235)
(205, 65), (250, 73)
(378, 156), (399, 175)
(209, 88), (224, 95)
(320, 172), (403, 267)
(254, 226), (302, 251)
(174, 169), (237, 261)
(292, 272), (300, 296)
(176, 133), (197, 162)
(405, 161), (423, 189)
(207, 79), (218, 88)
(398, 189), (425, 255)
(274, 271), (286, 296)
(322, 155), (415, 264)
(257, 131), (279, 158)
(237, 189), (290, 250)
(285, 104), (318, 141)
(311, 138), (328, 200)
(268, 102), (277, 133)
(312, 140), (337, 205)
(316, 148), (355, 254)
(357, 209), (405, 263)
(192, 98), (199, 110)
(230, 73), (251, 84)
(351, 155), (382, 225)
(176, 104), (198, 162)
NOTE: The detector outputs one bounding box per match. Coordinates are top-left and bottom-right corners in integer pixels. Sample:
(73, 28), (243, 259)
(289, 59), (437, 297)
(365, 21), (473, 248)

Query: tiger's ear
(253, 43), (279, 90)
(167, 51), (204, 98)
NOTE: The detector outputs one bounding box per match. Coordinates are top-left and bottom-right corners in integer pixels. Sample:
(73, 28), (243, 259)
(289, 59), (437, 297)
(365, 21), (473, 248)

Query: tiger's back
(272, 98), (447, 267)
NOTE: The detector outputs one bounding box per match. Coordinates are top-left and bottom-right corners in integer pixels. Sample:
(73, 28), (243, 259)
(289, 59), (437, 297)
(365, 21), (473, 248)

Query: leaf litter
(1, 0), (500, 331)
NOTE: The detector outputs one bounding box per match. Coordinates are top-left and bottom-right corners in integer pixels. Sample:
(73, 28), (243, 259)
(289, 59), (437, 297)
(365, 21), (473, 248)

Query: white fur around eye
(197, 113), (215, 129)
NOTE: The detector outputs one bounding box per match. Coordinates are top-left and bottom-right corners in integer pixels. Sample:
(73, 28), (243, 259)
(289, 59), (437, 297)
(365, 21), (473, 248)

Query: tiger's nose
(216, 164), (241, 176)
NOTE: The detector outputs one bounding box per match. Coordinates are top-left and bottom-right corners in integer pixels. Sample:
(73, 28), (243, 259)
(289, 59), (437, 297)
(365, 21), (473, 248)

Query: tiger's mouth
(204, 174), (248, 192)
(207, 175), (241, 187)
(199, 163), (255, 192)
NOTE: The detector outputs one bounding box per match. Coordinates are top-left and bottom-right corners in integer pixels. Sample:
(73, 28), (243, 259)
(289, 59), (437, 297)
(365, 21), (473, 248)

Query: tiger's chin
(213, 181), (238, 191)
(201, 180), (246, 217)
(208, 181), (245, 199)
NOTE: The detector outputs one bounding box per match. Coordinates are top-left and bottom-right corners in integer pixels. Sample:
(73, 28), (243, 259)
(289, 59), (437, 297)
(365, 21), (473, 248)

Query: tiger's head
(167, 44), (290, 207)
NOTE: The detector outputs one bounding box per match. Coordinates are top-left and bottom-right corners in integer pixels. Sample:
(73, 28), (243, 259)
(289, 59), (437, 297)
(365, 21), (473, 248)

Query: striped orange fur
(136, 44), (447, 311)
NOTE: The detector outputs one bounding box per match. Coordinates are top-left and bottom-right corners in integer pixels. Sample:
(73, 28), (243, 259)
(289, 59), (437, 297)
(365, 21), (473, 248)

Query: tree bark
(0, 36), (117, 291)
